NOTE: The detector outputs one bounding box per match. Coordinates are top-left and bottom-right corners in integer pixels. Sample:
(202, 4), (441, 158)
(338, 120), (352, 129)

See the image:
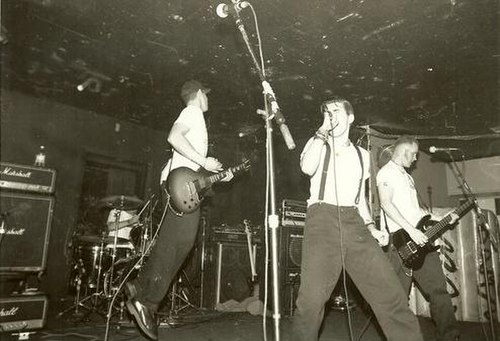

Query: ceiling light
(77, 77), (101, 92)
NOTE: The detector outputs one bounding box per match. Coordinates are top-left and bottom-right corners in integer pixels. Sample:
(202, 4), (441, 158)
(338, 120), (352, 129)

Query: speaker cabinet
(278, 225), (303, 315)
(203, 241), (257, 309)
(0, 192), (54, 272)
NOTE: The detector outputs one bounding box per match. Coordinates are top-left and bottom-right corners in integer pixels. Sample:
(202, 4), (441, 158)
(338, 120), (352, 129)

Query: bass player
(376, 135), (460, 341)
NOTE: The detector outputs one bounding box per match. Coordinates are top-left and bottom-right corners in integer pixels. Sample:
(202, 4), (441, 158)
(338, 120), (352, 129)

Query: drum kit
(59, 195), (156, 320)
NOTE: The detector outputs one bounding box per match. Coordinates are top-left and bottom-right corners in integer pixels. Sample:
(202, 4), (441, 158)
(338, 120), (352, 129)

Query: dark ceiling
(2, 0), (500, 144)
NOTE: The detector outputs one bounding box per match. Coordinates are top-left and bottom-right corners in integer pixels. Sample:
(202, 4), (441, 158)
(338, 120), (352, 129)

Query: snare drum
(104, 241), (135, 261)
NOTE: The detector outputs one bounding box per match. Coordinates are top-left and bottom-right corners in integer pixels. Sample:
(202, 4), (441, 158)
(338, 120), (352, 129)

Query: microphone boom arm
(225, 2), (295, 150)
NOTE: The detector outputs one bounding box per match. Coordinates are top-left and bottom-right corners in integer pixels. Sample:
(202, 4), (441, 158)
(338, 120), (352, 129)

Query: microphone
(428, 146), (461, 153)
(261, 81), (296, 150)
(216, 1), (249, 19)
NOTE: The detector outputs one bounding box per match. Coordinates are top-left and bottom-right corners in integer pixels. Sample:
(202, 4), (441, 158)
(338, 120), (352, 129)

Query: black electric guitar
(166, 159), (251, 214)
(393, 198), (475, 268)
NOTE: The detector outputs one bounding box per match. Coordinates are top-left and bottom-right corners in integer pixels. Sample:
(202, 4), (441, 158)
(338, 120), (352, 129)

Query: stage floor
(3, 301), (496, 341)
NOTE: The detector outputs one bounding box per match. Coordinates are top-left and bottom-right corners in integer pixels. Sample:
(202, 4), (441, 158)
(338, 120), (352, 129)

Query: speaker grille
(288, 234), (303, 268)
(0, 192), (53, 272)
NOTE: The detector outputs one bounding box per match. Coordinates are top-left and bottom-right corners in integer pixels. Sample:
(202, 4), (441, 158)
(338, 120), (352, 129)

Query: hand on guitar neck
(407, 211), (458, 246)
(203, 157), (223, 173)
(202, 157), (234, 182)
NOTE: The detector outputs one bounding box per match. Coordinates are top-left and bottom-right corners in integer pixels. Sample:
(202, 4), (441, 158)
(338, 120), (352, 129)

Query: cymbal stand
(57, 241), (108, 319)
(166, 270), (199, 321)
(106, 200), (125, 300)
(137, 196), (155, 261)
(199, 216), (208, 308)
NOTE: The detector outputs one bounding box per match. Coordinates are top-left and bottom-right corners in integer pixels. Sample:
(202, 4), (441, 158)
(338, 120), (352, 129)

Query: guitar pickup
(187, 181), (201, 203)
(407, 242), (418, 254)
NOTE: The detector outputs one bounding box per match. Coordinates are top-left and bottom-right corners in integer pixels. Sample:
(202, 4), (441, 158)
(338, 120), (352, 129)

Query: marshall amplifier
(0, 295), (48, 332)
(0, 163), (56, 194)
(212, 225), (262, 244)
(282, 199), (307, 227)
(0, 193), (54, 272)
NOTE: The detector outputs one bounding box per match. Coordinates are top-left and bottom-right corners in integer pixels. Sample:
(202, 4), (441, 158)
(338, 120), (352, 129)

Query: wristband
(314, 131), (328, 142)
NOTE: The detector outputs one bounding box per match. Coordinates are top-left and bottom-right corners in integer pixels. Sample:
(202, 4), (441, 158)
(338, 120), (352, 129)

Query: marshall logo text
(0, 307), (20, 317)
(1, 167), (32, 179)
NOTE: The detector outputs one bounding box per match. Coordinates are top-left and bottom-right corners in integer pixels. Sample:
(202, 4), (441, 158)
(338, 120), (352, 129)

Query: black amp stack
(0, 162), (56, 333)
(202, 222), (262, 310)
(279, 199), (307, 315)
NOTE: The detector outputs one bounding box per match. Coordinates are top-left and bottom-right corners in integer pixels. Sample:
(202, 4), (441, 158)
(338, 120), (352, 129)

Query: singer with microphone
(377, 135), (460, 341)
(293, 98), (423, 341)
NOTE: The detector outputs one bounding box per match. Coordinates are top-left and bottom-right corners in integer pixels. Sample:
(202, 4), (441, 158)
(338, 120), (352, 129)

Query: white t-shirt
(106, 209), (137, 241)
(376, 160), (425, 232)
(160, 105), (208, 182)
(302, 138), (370, 208)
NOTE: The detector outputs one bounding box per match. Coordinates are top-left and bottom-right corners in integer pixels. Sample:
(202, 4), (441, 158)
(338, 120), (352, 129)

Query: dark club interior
(0, 0), (499, 340)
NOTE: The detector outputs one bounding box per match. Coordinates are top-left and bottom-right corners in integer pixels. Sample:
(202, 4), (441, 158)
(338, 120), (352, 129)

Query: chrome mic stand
(220, 3), (296, 340)
(199, 216), (208, 308)
(446, 151), (498, 340)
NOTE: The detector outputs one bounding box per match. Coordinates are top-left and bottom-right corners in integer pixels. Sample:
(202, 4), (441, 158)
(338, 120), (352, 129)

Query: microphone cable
(328, 116), (355, 341)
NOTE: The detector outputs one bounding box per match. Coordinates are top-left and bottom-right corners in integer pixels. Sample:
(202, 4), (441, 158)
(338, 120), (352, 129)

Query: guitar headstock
(243, 219), (251, 234)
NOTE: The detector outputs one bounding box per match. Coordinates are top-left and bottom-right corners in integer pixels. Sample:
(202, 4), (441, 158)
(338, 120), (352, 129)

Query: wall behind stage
(0, 91), (169, 301)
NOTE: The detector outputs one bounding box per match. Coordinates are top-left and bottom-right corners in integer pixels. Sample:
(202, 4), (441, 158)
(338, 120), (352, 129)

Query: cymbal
(76, 235), (129, 244)
(98, 195), (143, 210)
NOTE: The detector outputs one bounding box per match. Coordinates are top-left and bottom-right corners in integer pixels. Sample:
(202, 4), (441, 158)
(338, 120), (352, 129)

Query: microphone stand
(225, 3), (294, 340)
(446, 151), (497, 340)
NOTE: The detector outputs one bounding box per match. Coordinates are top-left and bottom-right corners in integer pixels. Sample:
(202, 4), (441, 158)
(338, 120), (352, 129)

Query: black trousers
(386, 242), (459, 341)
(131, 206), (200, 312)
(292, 203), (423, 341)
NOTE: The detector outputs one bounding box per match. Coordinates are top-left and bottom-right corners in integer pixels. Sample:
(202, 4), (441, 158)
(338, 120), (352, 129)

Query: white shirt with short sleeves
(160, 105), (208, 182)
(376, 160), (424, 233)
(302, 138), (370, 209)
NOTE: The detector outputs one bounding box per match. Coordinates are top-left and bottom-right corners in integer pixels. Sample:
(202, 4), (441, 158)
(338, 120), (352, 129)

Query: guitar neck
(206, 163), (246, 185)
(425, 199), (474, 241)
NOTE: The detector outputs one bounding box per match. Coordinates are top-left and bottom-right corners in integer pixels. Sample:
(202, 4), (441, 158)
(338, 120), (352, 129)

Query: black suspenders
(317, 142), (364, 204)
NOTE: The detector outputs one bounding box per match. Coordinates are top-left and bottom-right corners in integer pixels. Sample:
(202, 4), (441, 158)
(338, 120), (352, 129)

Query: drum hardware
(158, 270), (199, 327)
(60, 194), (162, 329)
(133, 194), (157, 263)
(57, 235), (112, 320)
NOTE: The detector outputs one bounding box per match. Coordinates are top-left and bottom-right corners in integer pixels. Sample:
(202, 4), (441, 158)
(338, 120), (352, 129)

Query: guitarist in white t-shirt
(124, 80), (232, 340)
(377, 135), (460, 341)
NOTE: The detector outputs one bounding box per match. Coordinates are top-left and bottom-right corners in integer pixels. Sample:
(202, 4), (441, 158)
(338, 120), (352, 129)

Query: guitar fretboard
(207, 162), (249, 185)
(424, 199), (475, 241)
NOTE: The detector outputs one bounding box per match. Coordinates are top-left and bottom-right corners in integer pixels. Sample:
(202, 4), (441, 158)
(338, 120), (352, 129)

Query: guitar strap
(317, 141), (363, 204)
